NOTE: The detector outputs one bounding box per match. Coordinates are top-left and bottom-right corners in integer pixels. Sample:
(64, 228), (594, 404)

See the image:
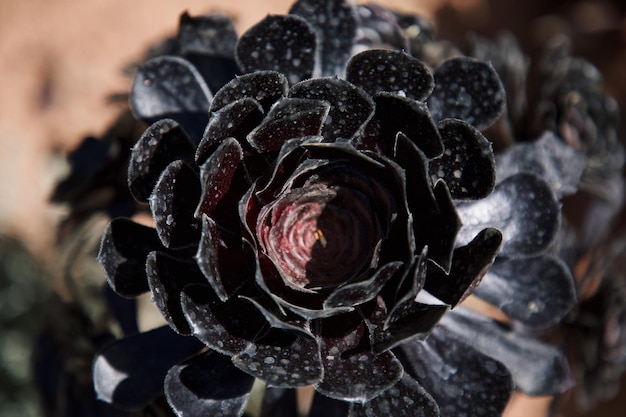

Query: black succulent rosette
(91, 1), (579, 416)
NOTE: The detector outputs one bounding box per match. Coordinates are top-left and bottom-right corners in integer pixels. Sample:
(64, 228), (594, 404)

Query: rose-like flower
(90, 1), (576, 416)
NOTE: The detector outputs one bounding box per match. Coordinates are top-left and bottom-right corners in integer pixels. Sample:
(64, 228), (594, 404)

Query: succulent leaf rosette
(92, 1), (571, 416)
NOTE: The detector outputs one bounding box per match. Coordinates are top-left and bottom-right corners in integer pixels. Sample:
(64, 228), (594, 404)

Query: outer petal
(210, 70), (289, 113)
(455, 173), (560, 258)
(398, 325), (512, 417)
(348, 375), (440, 417)
(428, 57), (505, 130)
(92, 326), (203, 410)
(474, 255), (576, 328)
(98, 218), (163, 298)
(131, 56), (212, 142)
(439, 307), (574, 395)
(289, 0), (357, 77)
(164, 350), (255, 417)
(236, 15), (318, 85)
(346, 50), (434, 101)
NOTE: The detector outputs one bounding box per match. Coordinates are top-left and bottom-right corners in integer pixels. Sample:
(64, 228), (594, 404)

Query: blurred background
(1, 0), (625, 416)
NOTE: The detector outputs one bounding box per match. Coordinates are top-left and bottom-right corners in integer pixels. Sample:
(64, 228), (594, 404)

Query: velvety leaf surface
(98, 218), (163, 297)
(346, 50), (433, 101)
(247, 98), (330, 153)
(455, 173), (560, 258)
(128, 119), (196, 202)
(429, 119), (495, 200)
(195, 98), (263, 165)
(496, 131), (587, 197)
(428, 57), (505, 129)
(92, 326), (203, 410)
(439, 308), (573, 395)
(289, 77), (374, 141)
(425, 227), (502, 307)
(182, 284), (266, 355)
(348, 375), (440, 417)
(289, 0), (357, 77)
(131, 56), (212, 141)
(353, 4), (409, 52)
(474, 255), (576, 328)
(235, 15), (317, 85)
(210, 71), (289, 113)
(150, 160), (201, 248)
(146, 251), (206, 335)
(398, 325), (512, 417)
(164, 350), (254, 417)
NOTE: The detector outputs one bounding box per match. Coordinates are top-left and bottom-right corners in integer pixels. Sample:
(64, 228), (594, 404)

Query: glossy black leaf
(428, 57), (505, 130)
(164, 350), (254, 417)
(233, 328), (323, 388)
(150, 160), (201, 248)
(456, 173), (560, 258)
(439, 308), (573, 395)
(128, 119), (196, 202)
(235, 15), (317, 85)
(346, 49), (434, 101)
(429, 119), (495, 200)
(92, 325), (203, 410)
(181, 283), (266, 355)
(131, 56), (212, 142)
(195, 98), (263, 165)
(98, 218), (163, 298)
(495, 131), (586, 197)
(289, 0), (357, 77)
(398, 325), (512, 417)
(146, 251), (206, 335)
(348, 375), (439, 417)
(474, 255), (576, 328)
(210, 71), (289, 113)
(425, 227), (502, 307)
(247, 98), (330, 153)
(289, 77), (374, 141)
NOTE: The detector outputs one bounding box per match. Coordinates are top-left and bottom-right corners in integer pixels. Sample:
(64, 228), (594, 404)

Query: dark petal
(495, 131), (587, 197)
(128, 119), (196, 202)
(181, 283), (266, 355)
(456, 173), (560, 258)
(260, 387), (298, 417)
(150, 160), (202, 248)
(429, 119), (495, 200)
(185, 54), (240, 95)
(195, 98), (263, 165)
(310, 391), (350, 417)
(398, 325), (512, 417)
(289, 0), (357, 77)
(359, 93), (443, 157)
(316, 315), (403, 402)
(439, 307), (573, 395)
(383, 249), (428, 326)
(98, 218), (163, 298)
(247, 98), (330, 153)
(425, 181), (461, 271)
(348, 375), (439, 417)
(235, 15), (317, 85)
(210, 71), (289, 113)
(196, 138), (244, 217)
(177, 12), (238, 58)
(365, 295), (448, 354)
(289, 77), (374, 141)
(146, 251), (206, 335)
(324, 262), (402, 309)
(232, 328), (323, 388)
(131, 56), (212, 142)
(164, 350), (254, 417)
(346, 50), (434, 101)
(425, 228), (502, 308)
(195, 216), (254, 301)
(474, 255), (576, 328)
(353, 4), (410, 52)
(428, 57), (505, 130)
(92, 325), (203, 410)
